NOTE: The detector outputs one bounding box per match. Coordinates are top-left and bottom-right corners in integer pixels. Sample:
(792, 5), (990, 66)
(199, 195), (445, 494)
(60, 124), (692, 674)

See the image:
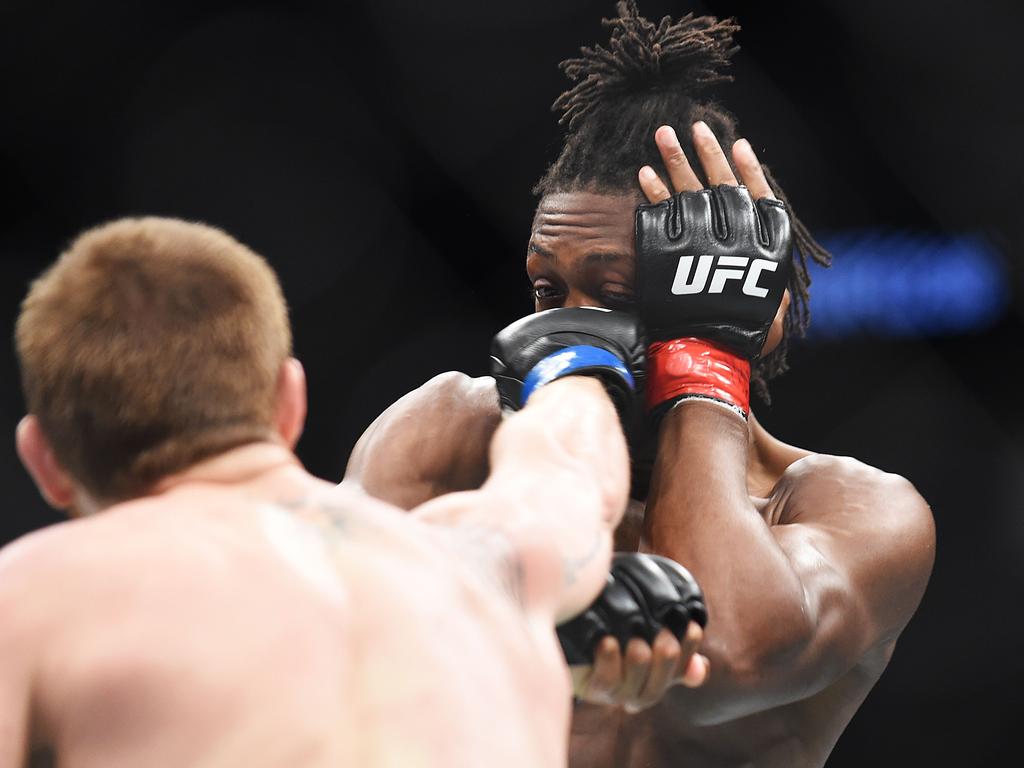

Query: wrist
(537, 374), (608, 402)
(520, 344), (635, 409)
(646, 337), (751, 418)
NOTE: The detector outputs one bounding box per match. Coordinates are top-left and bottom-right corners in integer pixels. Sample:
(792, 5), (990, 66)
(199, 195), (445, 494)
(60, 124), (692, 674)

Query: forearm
(482, 376), (629, 620)
(489, 377), (628, 526)
(645, 402), (812, 719)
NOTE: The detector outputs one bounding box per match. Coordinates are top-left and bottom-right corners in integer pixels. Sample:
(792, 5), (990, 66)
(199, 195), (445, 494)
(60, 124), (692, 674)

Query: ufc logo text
(671, 255), (778, 297)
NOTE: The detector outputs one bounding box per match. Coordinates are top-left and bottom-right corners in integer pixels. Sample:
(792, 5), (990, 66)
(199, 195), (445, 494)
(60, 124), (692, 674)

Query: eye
(531, 279), (566, 303)
(600, 285), (636, 308)
(534, 284), (565, 300)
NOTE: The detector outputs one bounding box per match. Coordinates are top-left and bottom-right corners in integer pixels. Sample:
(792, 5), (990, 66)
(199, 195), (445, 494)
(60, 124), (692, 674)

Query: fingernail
(693, 121), (712, 138)
(683, 655), (708, 687)
(639, 166), (657, 181)
(658, 124), (678, 142)
(738, 138), (756, 157)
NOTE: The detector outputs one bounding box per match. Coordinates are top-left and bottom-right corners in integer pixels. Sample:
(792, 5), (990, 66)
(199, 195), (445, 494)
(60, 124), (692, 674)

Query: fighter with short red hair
(1, 216), (704, 768)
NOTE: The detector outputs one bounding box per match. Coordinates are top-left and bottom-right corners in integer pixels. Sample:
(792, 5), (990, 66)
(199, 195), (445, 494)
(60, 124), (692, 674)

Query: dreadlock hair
(535, 0), (832, 399)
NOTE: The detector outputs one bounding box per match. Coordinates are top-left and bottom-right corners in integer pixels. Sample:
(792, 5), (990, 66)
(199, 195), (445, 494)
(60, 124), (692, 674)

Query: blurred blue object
(805, 231), (1010, 339)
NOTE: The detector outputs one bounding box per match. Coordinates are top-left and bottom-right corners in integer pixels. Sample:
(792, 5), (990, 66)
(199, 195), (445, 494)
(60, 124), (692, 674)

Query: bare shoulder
(0, 524), (62, 615)
(0, 502), (171, 588)
(0, 518), (91, 591)
(772, 452), (935, 638)
(349, 372), (499, 457)
(345, 372), (502, 508)
(0, 515), (136, 637)
(777, 453), (933, 531)
(368, 371), (499, 432)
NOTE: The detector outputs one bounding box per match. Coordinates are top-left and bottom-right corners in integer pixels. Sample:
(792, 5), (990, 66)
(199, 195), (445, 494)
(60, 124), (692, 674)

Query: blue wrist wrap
(520, 345), (634, 407)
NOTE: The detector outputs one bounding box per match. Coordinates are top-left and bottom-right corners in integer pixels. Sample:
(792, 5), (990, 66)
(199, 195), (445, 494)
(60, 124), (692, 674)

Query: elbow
(720, 574), (817, 681)
(687, 602), (816, 726)
(727, 612), (815, 690)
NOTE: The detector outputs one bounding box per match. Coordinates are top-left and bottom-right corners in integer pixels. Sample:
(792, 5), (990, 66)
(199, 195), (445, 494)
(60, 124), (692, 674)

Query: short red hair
(16, 217), (292, 501)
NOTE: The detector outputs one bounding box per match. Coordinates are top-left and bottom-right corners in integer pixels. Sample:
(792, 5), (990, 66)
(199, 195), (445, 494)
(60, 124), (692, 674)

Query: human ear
(274, 357), (307, 450)
(15, 415), (76, 510)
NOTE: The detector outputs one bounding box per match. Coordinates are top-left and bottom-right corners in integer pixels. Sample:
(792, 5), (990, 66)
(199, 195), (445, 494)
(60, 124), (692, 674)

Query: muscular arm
(344, 372), (500, 509)
(413, 376), (630, 623)
(644, 402), (935, 724)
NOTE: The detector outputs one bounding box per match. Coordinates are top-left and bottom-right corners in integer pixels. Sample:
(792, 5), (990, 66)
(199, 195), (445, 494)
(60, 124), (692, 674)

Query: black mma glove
(557, 552), (707, 666)
(634, 186), (793, 417)
(490, 307), (645, 422)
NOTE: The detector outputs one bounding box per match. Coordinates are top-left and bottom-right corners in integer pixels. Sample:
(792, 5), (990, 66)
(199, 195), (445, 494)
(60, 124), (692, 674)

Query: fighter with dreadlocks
(345, 3), (935, 766)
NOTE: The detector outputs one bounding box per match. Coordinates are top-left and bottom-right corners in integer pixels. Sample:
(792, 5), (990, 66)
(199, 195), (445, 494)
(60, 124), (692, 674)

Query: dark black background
(1, 1), (1021, 764)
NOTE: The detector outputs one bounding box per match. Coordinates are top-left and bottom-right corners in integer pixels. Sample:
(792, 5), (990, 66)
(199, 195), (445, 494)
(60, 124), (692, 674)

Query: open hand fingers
(639, 166), (672, 204)
(732, 138), (776, 201)
(639, 125), (703, 204)
(693, 121), (738, 186)
(642, 122), (775, 204)
(656, 125), (702, 194)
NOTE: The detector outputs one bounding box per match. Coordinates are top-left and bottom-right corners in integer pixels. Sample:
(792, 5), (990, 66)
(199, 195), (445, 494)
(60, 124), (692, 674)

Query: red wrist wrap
(646, 338), (751, 417)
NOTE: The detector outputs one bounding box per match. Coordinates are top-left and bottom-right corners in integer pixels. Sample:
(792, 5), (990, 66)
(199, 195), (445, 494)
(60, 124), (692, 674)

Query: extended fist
(490, 307), (645, 418)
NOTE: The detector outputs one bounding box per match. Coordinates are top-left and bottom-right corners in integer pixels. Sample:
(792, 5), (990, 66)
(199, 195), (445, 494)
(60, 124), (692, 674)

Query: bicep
(344, 372), (500, 509)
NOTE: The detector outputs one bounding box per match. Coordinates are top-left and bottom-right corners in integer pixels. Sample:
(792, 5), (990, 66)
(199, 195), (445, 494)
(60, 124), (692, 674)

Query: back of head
(16, 217), (291, 503)
(537, 1), (831, 393)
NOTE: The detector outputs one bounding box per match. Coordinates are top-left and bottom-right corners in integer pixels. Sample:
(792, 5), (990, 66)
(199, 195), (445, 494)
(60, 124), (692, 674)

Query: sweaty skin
(0, 376), (627, 768)
(345, 125), (935, 768)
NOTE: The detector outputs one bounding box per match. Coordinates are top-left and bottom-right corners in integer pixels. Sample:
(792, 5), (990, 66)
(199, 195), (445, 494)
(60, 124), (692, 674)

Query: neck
(148, 441), (308, 498)
(746, 411), (813, 496)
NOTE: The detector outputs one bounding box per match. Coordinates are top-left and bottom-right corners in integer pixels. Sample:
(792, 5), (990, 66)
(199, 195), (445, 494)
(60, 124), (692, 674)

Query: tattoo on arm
(271, 494), (606, 612)
(454, 525), (604, 607)
(562, 528), (604, 588)
(451, 524), (528, 608)
(504, 554), (527, 608)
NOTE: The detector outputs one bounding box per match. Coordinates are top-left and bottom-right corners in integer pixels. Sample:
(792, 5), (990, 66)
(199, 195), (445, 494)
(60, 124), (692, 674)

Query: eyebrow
(527, 242), (556, 261)
(527, 243), (630, 268)
(582, 251), (630, 267)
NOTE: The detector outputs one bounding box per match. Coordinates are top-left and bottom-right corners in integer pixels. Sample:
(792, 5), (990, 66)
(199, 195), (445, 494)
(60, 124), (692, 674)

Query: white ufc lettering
(671, 255), (778, 297)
